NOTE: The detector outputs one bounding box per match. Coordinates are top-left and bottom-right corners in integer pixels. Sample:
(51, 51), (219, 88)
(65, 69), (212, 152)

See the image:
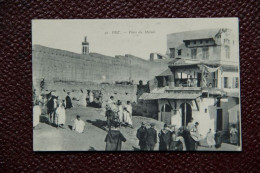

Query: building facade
(140, 28), (240, 137)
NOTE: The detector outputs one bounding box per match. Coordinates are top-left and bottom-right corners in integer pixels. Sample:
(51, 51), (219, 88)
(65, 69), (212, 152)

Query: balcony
(166, 86), (201, 91)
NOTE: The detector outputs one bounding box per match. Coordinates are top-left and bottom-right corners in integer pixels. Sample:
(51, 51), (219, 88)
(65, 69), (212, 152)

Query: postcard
(32, 18), (241, 151)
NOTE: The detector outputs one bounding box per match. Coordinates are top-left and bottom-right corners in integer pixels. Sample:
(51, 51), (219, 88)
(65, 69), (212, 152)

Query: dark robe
(158, 129), (171, 151)
(106, 110), (116, 131)
(136, 127), (148, 150)
(182, 129), (191, 151)
(105, 130), (126, 151)
(215, 131), (222, 148)
(146, 127), (157, 151)
(65, 95), (73, 109)
(47, 97), (55, 114)
(189, 137), (196, 151)
(189, 126), (199, 151)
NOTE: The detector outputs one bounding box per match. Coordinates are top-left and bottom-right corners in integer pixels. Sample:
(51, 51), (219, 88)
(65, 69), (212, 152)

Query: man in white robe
(187, 118), (194, 131)
(56, 102), (66, 128)
(33, 102), (41, 128)
(80, 90), (87, 107)
(73, 115), (85, 133)
(106, 96), (117, 111)
(117, 100), (123, 123)
(123, 101), (133, 128)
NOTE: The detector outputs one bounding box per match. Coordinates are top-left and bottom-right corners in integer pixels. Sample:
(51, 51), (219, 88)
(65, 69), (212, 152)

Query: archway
(161, 104), (171, 125)
(180, 103), (192, 127)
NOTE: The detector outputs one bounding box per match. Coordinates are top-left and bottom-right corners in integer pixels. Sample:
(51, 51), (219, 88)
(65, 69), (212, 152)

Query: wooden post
(184, 103), (186, 127)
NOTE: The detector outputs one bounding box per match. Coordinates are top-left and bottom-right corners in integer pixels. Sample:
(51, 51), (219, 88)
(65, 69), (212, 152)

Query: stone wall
(37, 80), (138, 108)
(32, 45), (168, 87)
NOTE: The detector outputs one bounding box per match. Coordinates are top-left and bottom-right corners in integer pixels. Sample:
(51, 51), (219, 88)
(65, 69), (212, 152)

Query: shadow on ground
(87, 119), (107, 131)
(40, 115), (49, 124)
(40, 115), (59, 128)
(68, 125), (73, 130)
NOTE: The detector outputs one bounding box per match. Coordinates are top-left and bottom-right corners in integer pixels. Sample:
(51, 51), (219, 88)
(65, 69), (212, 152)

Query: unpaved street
(33, 106), (240, 151)
(33, 106), (164, 151)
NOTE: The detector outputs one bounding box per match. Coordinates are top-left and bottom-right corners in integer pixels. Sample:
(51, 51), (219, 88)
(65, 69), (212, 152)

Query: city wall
(32, 45), (168, 87)
(33, 45), (169, 111)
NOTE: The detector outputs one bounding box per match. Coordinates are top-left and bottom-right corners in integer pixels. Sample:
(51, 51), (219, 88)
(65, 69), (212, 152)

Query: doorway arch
(161, 104), (171, 125)
(180, 103), (192, 127)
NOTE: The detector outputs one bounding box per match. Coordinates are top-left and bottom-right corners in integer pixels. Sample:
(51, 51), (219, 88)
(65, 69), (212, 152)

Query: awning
(227, 92), (240, 98)
(156, 68), (172, 77)
(139, 93), (201, 100)
(202, 88), (227, 96)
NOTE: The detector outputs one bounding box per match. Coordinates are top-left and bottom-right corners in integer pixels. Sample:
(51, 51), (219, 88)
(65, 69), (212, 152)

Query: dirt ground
(33, 106), (240, 151)
(33, 106), (165, 151)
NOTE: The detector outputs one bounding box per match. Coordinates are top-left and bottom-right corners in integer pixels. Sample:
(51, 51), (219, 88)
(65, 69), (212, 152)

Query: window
(234, 77), (239, 88)
(206, 40), (209, 43)
(202, 47), (209, 60)
(225, 46), (230, 59)
(157, 77), (164, 87)
(200, 40), (203, 44)
(178, 49), (182, 56)
(169, 48), (175, 58)
(191, 49), (197, 59)
(224, 39), (230, 44)
(194, 41), (196, 44)
(216, 98), (221, 107)
(224, 77), (229, 88)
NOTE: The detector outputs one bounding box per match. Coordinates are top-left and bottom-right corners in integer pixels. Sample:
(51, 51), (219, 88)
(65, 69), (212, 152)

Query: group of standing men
(45, 92), (73, 128)
(105, 96), (133, 130)
(33, 91), (86, 134)
(136, 122), (157, 151)
(136, 123), (187, 151)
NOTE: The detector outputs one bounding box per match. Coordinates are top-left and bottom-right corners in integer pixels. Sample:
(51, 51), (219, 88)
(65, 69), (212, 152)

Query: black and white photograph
(32, 18), (241, 151)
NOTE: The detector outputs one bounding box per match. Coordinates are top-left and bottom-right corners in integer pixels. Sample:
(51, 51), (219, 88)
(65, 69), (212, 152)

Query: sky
(32, 18), (238, 60)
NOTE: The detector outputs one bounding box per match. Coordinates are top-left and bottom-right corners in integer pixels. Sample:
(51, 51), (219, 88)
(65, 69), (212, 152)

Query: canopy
(156, 68), (172, 77)
(139, 93), (201, 100)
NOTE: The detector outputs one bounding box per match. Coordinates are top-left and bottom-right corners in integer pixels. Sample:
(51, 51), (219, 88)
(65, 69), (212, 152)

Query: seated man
(73, 115), (85, 133)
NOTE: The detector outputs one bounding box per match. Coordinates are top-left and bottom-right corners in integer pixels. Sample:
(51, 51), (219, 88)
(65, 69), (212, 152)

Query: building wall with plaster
(33, 45), (168, 87)
(153, 97), (231, 137)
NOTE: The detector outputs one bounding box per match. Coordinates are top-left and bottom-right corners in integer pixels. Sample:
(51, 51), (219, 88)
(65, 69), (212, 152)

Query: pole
(184, 103), (186, 127)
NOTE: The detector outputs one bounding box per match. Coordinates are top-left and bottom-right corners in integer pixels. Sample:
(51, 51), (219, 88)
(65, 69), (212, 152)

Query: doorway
(197, 73), (201, 87)
(180, 103), (192, 127)
(161, 104), (171, 125)
(216, 109), (223, 130)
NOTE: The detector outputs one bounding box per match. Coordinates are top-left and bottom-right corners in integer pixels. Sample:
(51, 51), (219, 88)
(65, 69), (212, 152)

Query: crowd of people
(33, 91), (86, 133)
(33, 90), (134, 134)
(134, 118), (223, 151)
(105, 96), (133, 130)
(33, 89), (233, 151)
(135, 123), (186, 151)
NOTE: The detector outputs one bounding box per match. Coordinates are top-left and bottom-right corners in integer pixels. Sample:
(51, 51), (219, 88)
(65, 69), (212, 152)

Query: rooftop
(167, 28), (224, 48)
